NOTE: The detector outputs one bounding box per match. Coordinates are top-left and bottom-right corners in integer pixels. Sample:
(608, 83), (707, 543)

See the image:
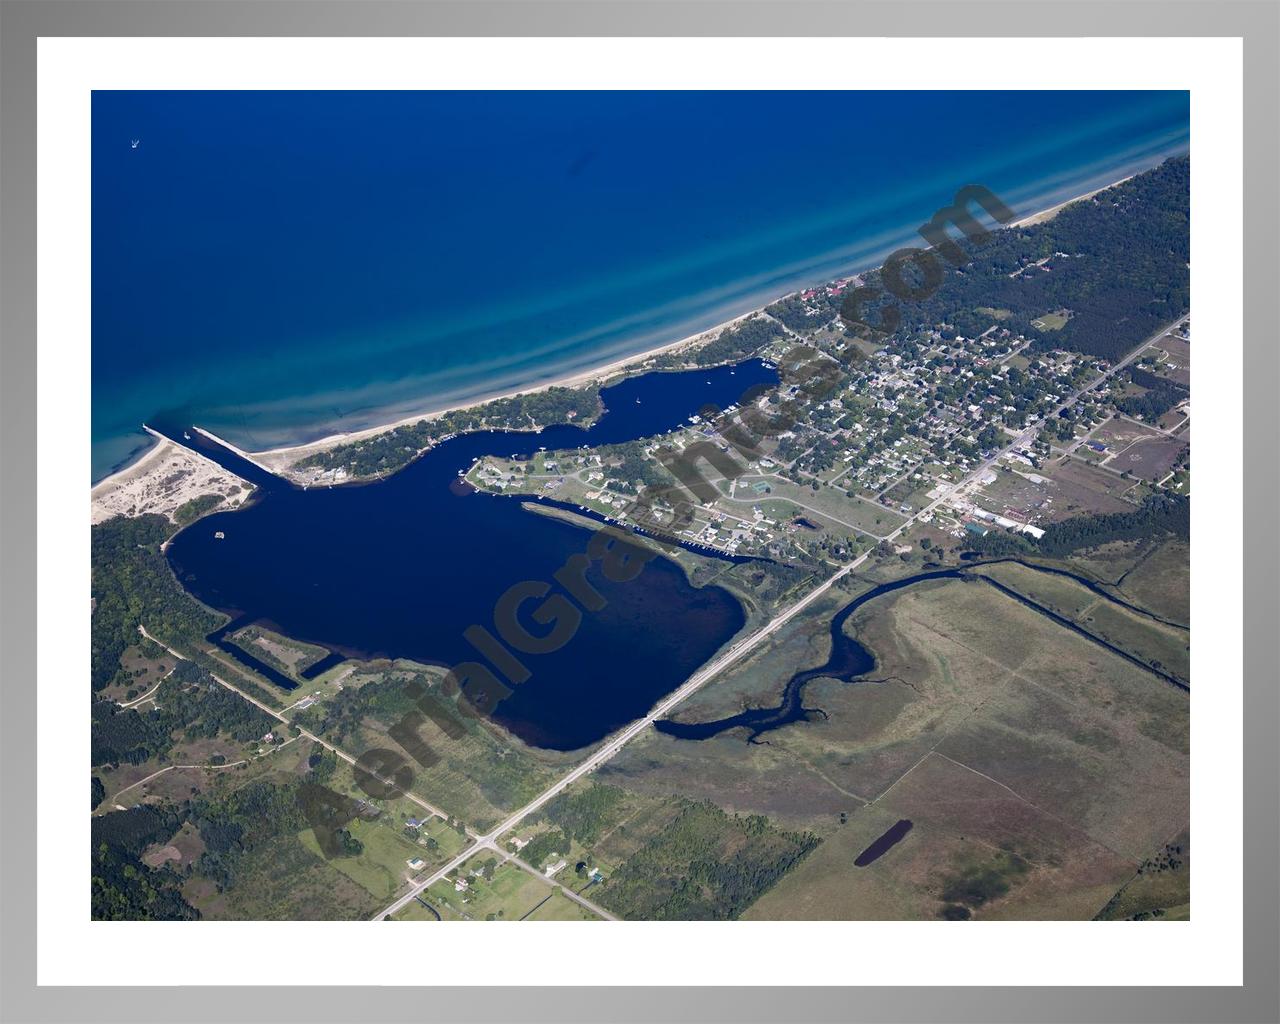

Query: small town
(468, 301), (1189, 570)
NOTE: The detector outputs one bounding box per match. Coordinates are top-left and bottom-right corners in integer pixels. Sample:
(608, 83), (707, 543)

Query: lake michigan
(92, 89), (1189, 481)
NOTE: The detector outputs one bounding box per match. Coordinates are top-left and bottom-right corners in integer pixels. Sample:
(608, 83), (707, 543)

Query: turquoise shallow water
(91, 90), (1189, 481)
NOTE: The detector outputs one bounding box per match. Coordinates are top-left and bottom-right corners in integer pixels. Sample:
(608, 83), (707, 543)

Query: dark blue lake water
(161, 360), (777, 751)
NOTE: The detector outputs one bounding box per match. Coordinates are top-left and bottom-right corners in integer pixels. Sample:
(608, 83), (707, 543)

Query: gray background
(1, 2), (1276, 1022)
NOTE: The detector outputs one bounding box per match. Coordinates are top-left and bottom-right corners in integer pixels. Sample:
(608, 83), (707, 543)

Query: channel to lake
(161, 360), (777, 752)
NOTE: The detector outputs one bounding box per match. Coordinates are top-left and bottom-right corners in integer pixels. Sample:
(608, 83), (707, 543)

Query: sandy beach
(90, 428), (254, 525)
(96, 169), (1138, 499)
(251, 309), (761, 477)
(1009, 174), (1135, 228)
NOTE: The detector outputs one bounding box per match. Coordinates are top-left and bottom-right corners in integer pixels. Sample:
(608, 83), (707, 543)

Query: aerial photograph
(90, 90), (1191, 923)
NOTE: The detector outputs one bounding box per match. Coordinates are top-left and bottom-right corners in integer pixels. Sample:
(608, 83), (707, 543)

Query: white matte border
(38, 36), (1241, 987)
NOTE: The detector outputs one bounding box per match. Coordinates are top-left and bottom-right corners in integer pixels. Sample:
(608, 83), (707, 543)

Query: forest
(519, 827), (573, 870)
(541, 783), (627, 847)
(189, 777), (315, 892)
(1116, 366), (1188, 421)
(91, 514), (225, 691)
(963, 492), (1190, 560)
(689, 315), (784, 367)
(1036, 492), (1190, 557)
(596, 800), (819, 920)
(92, 805), (199, 920)
(843, 156), (1190, 362)
(92, 659), (277, 767)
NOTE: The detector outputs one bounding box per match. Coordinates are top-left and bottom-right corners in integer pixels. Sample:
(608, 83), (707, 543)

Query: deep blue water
(160, 359), (777, 751)
(93, 90), (1188, 480)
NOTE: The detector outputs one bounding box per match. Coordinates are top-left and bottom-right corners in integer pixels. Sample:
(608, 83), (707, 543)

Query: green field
(1118, 539), (1190, 626)
(321, 760), (472, 867)
(729, 475), (910, 538)
(608, 574), (1187, 920)
(418, 858), (566, 921)
(230, 625), (330, 680)
(297, 816), (429, 904)
(291, 670), (571, 832)
(391, 895), (444, 921)
(522, 891), (601, 921)
(101, 643), (178, 703)
(972, 560), (1189, 681)
(1094, 829), (1190, 920)
(1031, 310), (1071, 331)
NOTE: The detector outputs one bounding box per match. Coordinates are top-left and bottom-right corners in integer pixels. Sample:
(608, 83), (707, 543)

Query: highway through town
(146, 313), (1187, 925)
(376, 313), (1188, 920)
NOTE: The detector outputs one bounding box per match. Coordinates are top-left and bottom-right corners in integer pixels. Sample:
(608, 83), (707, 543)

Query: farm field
(972, 561), (1190, 681)
(1104, 434), (1188, 482)
(1042, 457), (1138, 515)
(1094, 828), (1190, 920)
(1118, 540), (1191, 626)
(608, 574), (1187, 920)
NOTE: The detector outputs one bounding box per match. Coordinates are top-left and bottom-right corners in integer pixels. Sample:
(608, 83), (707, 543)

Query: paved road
(507, 855), (618, 921)
(373, 313), (1190, 921)
(145, 314), (1187, 923)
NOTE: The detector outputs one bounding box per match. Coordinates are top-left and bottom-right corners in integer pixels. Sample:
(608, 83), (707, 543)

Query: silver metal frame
(2, 3), (1275, 1021)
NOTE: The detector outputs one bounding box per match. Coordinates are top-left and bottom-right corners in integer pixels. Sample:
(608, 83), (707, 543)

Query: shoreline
(1008, 174), (1135, 228)
(251, 308), (760, 471)
(95, 163), (1156, 492)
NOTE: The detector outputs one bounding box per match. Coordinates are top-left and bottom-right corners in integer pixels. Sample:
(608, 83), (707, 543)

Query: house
(544, 859), (567, 878)
(406, 857), (426, 871)
(405, 817), (422, 829)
